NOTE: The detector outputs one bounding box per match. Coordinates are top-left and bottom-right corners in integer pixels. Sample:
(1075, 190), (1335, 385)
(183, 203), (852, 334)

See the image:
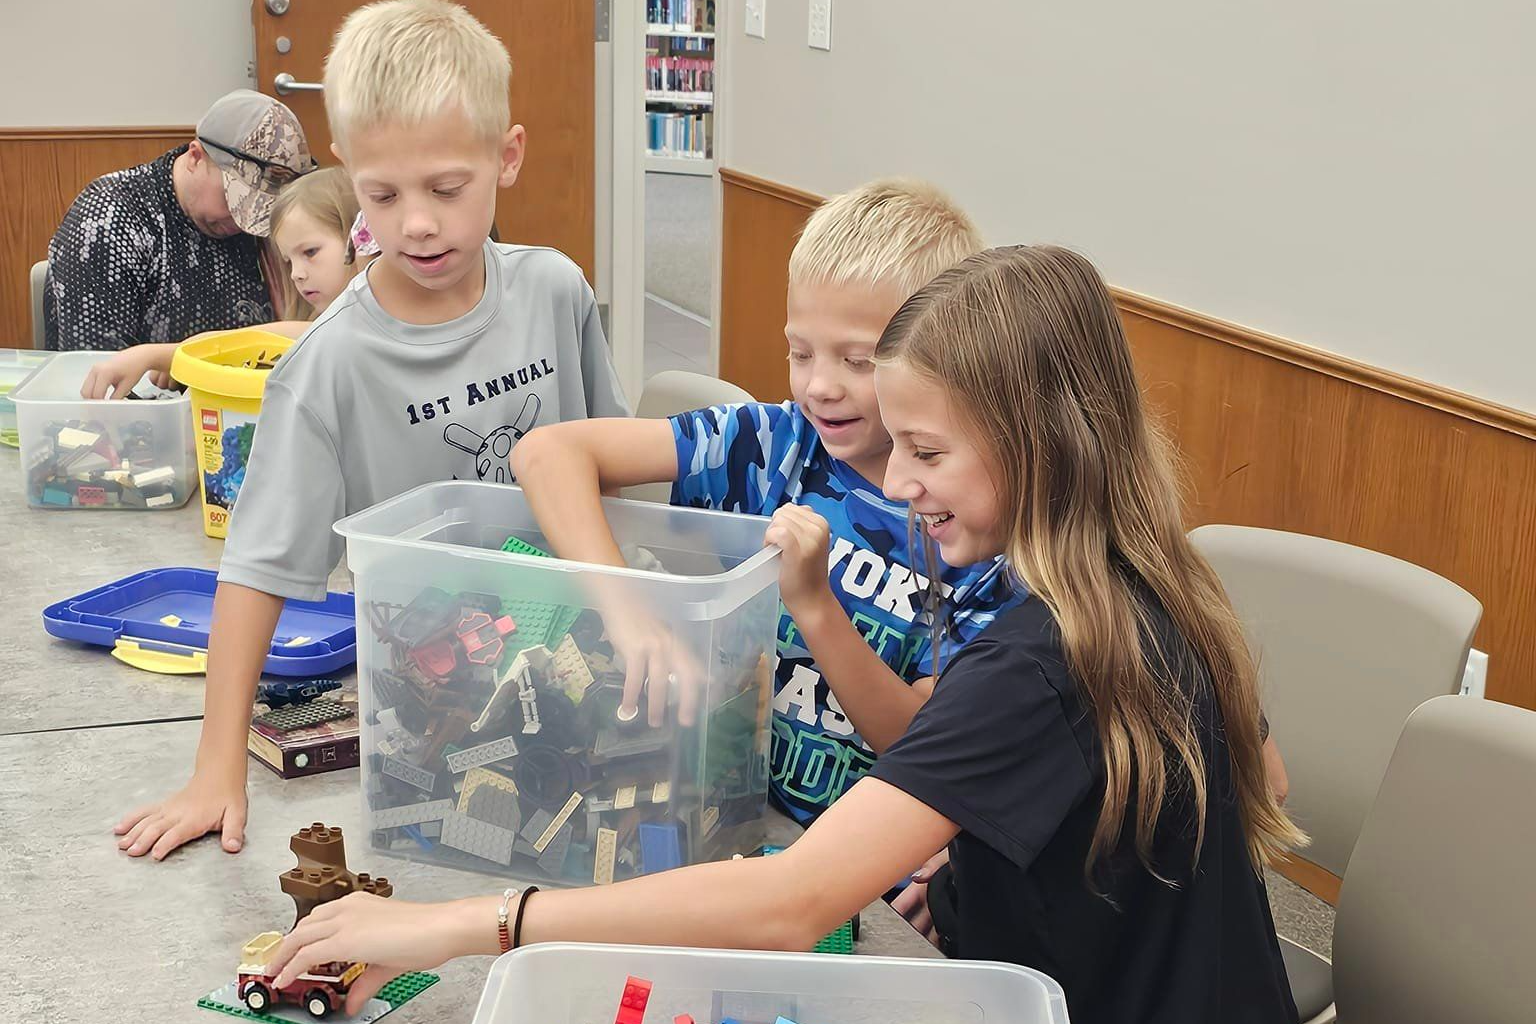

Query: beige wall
(718, 0), (1535, 413)
(0, 0), (255, 126)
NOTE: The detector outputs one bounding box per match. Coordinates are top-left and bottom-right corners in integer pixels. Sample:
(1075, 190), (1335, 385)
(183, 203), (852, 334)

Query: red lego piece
(458, 611), (515, 665)
(673, 1017), (696, 1024)
(76, 485), (107, 506)
(613, 976), (652, 1024)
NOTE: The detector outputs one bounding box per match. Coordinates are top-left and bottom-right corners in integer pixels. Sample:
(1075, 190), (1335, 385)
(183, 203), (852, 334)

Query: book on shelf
(647, 110), (713, 159)
(646, 55), (714, 94)
(646, 0), (715, 32)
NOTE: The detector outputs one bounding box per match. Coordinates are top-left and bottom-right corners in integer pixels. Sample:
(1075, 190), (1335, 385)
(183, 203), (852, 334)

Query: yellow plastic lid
(170, 328), (294, 401)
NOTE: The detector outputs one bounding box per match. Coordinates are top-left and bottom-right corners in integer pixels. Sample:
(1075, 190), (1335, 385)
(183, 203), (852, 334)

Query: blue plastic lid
(42, 567), (356, 676)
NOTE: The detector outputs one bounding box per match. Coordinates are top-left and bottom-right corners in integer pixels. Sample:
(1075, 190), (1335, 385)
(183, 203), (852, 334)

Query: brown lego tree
(279, 822), (394, 926)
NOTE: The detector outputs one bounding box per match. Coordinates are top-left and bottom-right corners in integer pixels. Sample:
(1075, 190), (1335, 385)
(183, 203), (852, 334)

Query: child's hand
(80, 344), (175, 399)
(269, 892), (474, 1016)
(764, 506), (837, 618)
(601, 596), (704, 728)
(891, 848), (949, 948)
(113, 770), (247, 860)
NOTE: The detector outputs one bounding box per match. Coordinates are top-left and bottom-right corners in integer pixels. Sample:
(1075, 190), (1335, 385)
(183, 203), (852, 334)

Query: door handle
(274, 72), (324, 95)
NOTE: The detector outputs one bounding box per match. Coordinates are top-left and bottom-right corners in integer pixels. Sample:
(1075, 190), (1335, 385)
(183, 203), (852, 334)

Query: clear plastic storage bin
(472, 944), (1071, 1024)
(0, 348), (51, 448)
(335, 481), (781, 886)
(10, 351), (197, 509)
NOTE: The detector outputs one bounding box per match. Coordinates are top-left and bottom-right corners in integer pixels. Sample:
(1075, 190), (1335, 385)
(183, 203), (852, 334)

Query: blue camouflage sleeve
(915, 560), (1024, 678)
(669, 401), (804, 515)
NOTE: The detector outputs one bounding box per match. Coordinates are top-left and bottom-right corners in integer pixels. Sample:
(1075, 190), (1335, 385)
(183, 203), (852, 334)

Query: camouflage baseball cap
(196, 90), (314, 237)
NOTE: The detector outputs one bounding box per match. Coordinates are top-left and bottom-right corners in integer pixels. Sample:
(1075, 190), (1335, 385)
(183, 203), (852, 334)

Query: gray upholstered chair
(1190, 525), (1483, 1023)
(622, 370), (754, 503)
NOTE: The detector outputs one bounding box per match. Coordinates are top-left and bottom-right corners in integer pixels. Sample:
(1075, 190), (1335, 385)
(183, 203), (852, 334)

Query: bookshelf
(645, 0), (716, 176)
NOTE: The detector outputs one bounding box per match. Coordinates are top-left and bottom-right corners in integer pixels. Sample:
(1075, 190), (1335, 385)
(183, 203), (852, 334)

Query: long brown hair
(877, 245), (1305, 873)
(268, 166), (363, 320)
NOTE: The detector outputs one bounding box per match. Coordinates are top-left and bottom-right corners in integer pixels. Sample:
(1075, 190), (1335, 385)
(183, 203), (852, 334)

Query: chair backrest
(623, 370), (754, 503)
(1190, 525), (1481, 876)
(30, 260), (49, 349)
(1333, 694), (1536, 1024)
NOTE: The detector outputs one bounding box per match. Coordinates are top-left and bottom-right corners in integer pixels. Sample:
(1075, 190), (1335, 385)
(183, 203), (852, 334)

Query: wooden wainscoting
(720, 166), (1536, 904)
(719, 166), (1536, 713)
(0, 126), (192, 348)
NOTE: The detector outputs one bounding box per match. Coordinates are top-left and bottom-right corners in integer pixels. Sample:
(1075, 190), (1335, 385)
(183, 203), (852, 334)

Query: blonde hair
(789, 178), (983, 299)
(324, 0), (512, 151)
(268, 167), (363, 320)
(877, 246), (1306, 876)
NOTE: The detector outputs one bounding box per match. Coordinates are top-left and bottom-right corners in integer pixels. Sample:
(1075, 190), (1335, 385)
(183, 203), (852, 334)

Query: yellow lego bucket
(171, 329), (293, 538)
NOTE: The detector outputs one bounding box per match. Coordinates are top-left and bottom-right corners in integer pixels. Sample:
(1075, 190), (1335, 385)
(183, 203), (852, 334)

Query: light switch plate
(745, 0), (767, 39)
(808, 0), (832, 50)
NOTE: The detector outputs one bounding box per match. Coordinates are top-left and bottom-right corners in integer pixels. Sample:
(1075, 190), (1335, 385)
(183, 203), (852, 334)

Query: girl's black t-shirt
(870, 587), (1298, 1024)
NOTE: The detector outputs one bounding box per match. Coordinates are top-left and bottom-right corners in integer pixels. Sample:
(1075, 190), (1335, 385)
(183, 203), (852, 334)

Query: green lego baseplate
(196, 971), (439, 1023)
(500, 535), (552, 558)
(814, 919), (854, 955)
(500, 596), (582, 656)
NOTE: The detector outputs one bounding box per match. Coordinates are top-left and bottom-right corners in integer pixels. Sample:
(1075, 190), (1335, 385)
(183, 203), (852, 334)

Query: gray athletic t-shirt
(218, 241), (629, 601)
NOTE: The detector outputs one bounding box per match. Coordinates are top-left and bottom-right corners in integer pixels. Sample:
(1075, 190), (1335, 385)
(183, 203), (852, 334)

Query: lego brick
(534, 791), (584, 853)
(652, 781), (671, 804)
(280, 822), (393, 926)
(814, 919), (855, 955)
(439, 809), (515, 865)
(372, 799), (454, 830)
(457, 765), (519, 814)
(56, 426), (101, 449)
(535, 822), (573, 875)
(500, 534), (552, 558)
(472, 651), (529, 733)
(255, 700), (352, 733)
(594, 827), (618, 884)
(132, 465), (176, 487)
(549, 633), (594, 702)
(519, 808), (554, 846)
(614, 784), (637, 810)
(146, 491), (177, 508)
(377, 971), (441, 1007)
(465, 784), (521, 833)
(381, 754), (437, 792)
(639, 822), (683, 875)
(445, 734), (519, 773)
(613, 976), (652, 1024)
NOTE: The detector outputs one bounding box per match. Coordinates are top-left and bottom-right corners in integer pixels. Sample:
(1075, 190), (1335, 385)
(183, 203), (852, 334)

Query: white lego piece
(533, 791), (584, 853)
(145, 492), (176, 508)
(372, 798), (455, 829)
(56, 427), (101, 449)
(132, 465), (176, 488)
(445, 734), (519, 773)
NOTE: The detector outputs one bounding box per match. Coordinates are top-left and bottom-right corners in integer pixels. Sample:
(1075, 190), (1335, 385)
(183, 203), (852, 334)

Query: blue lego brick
(638, 821), (683, 874)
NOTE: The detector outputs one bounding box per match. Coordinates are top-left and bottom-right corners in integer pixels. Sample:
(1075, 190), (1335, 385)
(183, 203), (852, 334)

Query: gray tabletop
(3, 455), (937, 1023)
(0, 452), (351, 735)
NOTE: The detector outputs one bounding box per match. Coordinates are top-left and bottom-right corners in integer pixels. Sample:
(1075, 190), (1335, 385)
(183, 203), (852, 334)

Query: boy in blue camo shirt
(513, 179), (1021, 825)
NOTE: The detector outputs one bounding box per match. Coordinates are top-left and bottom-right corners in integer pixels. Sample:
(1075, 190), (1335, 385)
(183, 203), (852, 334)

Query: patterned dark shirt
(43, 145), (273, 351)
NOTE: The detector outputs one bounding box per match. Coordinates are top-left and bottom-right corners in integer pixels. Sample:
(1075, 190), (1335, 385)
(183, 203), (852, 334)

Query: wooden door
(251, 0), (594, 281)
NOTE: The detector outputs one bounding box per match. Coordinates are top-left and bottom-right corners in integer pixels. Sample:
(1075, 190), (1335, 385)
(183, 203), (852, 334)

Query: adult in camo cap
(44, 90), (314, 351)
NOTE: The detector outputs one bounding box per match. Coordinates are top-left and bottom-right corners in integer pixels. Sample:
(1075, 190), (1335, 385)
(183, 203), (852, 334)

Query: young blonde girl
(80, 167), (364, 399)
(262, 246), (1305, 1024)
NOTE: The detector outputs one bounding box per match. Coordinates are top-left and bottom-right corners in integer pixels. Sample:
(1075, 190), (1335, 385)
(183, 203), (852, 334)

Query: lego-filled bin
(473, 944), (1071, 1024)
(334, 481), (782, 886)
(171, 327), (295, 538)
(10, 351), (197, 509)
(0, 348), (52, 448)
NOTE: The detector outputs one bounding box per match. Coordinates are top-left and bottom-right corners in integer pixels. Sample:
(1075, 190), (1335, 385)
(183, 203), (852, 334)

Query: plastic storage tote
(334, 480), (781, 886)
(0, 348), (51, 448)
(10, 351), (197, 509)
(472, 944), (1071, 1024)
(170, 327), (294, 538)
